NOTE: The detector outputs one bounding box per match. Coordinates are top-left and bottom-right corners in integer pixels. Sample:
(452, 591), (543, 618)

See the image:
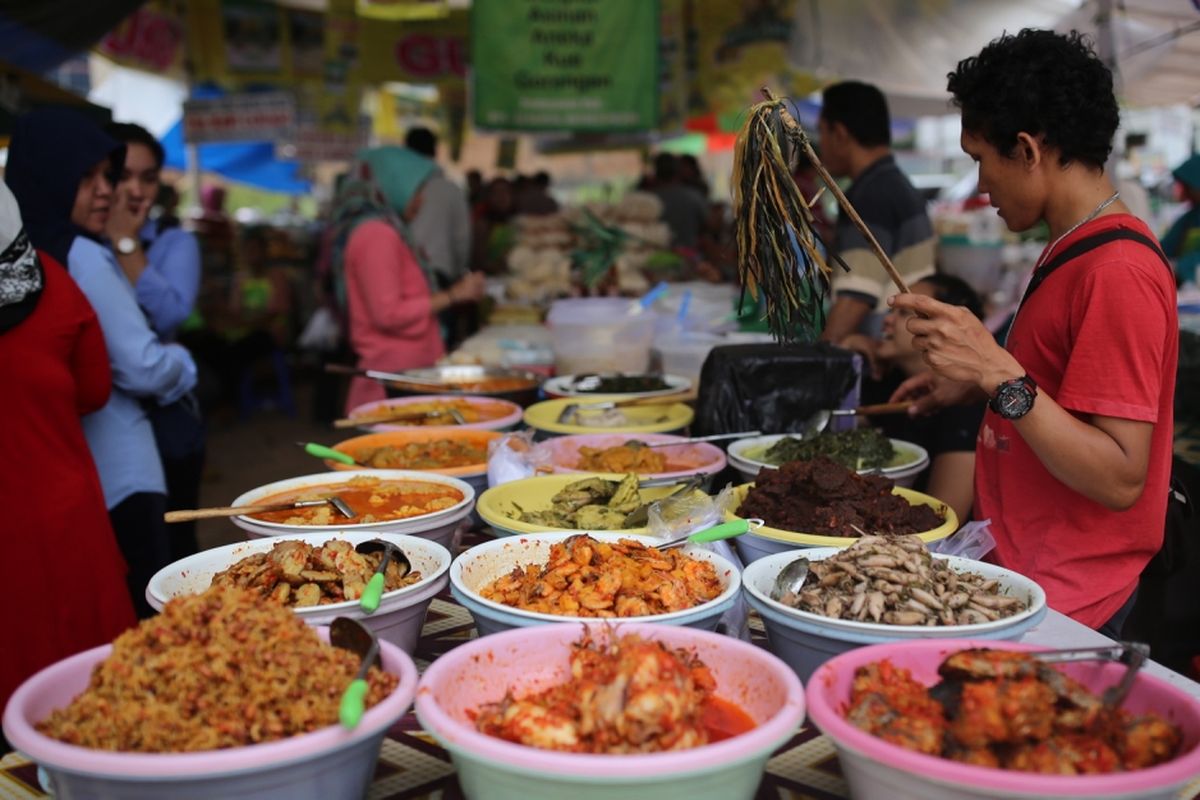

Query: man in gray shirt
(650, 152), (709, 250)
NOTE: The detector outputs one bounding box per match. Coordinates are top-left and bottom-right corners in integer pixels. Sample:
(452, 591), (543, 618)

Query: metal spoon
(354, 539), (412, 613)
(771, 556), (811, 604)
(799, 401), (913, 438)
(164, 495), (356, 523)
(330, 617), (381, 728)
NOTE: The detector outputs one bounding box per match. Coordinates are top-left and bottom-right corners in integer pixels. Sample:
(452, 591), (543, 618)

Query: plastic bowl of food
(382, 365), (541, 407)
(536, 432), (726, 484)
(230, 470), (475, 550)
(523, 396), (694, 439)
(327, 429), (499, 512)
(727, 434), (930, 487)
(346, 394), (523, 432)
(541, 373), (692, 399)
(805, 639), (1200, 800)
(415, 622), (806, 800)
(741, 548), (1046, 681)
(3, 626), (419, 800)
(449, 531), (741, 636)
(724, 483), (957, 563)
(145, 532), (452, 654)
(476, 473), (707, 538)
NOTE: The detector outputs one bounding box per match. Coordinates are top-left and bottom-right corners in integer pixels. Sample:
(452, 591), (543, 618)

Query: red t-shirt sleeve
(1055, 249), (1171, 423)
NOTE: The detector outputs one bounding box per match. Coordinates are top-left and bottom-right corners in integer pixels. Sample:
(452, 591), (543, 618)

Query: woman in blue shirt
(6, 109), (196, 618)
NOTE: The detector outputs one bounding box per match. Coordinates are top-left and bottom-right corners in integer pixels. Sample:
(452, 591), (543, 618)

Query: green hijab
(328, 146), (439, 308)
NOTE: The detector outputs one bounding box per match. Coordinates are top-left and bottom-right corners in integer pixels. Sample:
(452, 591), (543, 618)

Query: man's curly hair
(947, 29), (1118, 170)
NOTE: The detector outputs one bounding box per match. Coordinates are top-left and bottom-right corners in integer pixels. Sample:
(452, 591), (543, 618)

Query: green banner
(471, 0), (658, 132)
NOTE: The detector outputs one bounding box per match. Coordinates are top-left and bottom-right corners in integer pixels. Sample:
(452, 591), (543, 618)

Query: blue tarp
(160, 119), (312, 195)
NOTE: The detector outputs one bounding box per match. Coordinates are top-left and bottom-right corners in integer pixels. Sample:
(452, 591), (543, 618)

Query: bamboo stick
(761, 86), (910, 294)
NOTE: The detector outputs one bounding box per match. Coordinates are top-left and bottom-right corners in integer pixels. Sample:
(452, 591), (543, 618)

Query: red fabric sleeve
(347, 221), (435, 336)
(1055, 248), (1171, 423)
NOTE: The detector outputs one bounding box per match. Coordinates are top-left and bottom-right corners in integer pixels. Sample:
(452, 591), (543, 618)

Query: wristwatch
(989, 374), (1038, 420)
(116, 237), (139, 255)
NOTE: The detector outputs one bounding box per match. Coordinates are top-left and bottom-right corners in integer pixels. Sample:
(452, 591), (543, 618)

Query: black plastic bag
(692, 343), (860, 436)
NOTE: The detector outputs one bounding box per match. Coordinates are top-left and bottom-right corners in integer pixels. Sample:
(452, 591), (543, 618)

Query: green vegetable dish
(757, 429), (901, 471)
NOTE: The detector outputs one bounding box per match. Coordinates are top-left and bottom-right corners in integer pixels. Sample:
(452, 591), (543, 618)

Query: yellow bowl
(477, 472), (705, 537)
(723, 483), (957, 548)
(523, 395), (694, 437)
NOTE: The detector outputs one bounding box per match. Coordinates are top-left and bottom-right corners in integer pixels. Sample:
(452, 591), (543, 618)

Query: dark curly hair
(947, 29), (1118, 170)
(919, 273), (984, 320)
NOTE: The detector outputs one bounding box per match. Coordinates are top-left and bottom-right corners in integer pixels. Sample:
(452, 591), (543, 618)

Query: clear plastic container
(546, 298), (657, 375)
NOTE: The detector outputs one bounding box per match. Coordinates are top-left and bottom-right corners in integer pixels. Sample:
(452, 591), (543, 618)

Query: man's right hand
(889, 372), (981, 416)
(449, 271), (487, 304)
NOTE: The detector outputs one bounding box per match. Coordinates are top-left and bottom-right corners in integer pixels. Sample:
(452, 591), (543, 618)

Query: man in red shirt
(889, 29), (1177, 635)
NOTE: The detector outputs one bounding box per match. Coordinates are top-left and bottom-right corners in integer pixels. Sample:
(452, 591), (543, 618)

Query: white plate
(542, 373), (691, 399)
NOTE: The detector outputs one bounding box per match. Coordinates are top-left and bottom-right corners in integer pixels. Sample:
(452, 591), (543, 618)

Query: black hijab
(5, 108), (125, 268)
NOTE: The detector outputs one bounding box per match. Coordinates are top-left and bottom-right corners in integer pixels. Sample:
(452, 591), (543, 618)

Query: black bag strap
(1020, 226), (1172, 306)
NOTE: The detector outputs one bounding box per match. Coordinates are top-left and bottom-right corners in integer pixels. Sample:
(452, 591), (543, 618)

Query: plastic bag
(646, 484), (750, 641)
(928, 519), (996, 560)
(297, 307), (341, 352)
(486, 431), (546, 487)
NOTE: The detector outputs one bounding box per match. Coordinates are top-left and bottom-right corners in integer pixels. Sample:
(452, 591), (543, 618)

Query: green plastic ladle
(297, 441), (363, 467)
(330, 617), (380, 729)
(656, 518), (761, 551)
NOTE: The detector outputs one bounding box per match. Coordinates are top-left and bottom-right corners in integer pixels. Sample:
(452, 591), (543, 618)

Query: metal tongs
(621, 474), (706, 528)
(1035, 641), (1150, 709)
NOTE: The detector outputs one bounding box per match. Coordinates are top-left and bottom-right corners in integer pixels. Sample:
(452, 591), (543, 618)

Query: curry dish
(210, 539), (422, 606)
(353, 439), (488, 470)
(350, 398), (508, 426)
(847, 649), (1182, 774)
(575, 441), (669, 473)
(474, 631), (754, 753)
(249, 475), (463, 525)
(478, 534), (723, 617)
(37, 587), (398, 752)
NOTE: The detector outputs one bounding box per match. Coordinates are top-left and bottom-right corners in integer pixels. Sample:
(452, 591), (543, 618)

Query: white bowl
(230, 470), (475, 549)
(541, 373), (692, 399)
(145, 532), (452, 654)
(727, 434), (930, 487)
(450, 531), (742, 636)
(741, 548), (1047, 681)
(2, 627), (418, 800)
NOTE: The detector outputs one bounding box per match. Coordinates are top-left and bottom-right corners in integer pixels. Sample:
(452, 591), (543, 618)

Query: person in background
(650, 152), (709, 250)
(7, 109), (196, 618)
(515, 170), (560, 216)
(890, 29), (1176, 636)
(330, 146), (485, 412)
(0, 179), (136, 715)
(842, 274), (987, 523)
(677, 154), (711, 198)
(466, 169), (484, 208)
(1161, 153), (1200, 285)
(471, 176), (517, 275)
(817, 81), (935, 343)
(404, 127), (472, 288)
(106, 121), (206, 561)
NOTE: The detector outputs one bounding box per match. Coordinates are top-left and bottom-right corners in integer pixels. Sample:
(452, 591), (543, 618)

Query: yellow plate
(523, 395), (694, 436)
(478, 472), (705, 537)
(723, 483), (957, 548)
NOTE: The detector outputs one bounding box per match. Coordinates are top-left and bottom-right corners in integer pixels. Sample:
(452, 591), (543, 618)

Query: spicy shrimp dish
(478, 534), (724, 617)
(473, 632), (755, 754)
(847, 648), (1183, 774)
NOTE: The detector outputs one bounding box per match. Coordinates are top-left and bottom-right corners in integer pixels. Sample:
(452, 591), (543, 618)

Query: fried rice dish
(37, 586), (399, 752)
(478, 534), (724, 617)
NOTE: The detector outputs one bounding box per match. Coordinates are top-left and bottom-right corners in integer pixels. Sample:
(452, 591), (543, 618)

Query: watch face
(996, 384), (1035, 418)
(117, 237), (137, 254)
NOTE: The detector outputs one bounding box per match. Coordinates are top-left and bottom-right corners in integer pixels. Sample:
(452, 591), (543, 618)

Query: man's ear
(1015, 132), (1043, 171)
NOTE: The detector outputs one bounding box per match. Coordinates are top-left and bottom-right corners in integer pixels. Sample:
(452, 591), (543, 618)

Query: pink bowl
(806, 639), (1200, 800)
(415, 623), (805, 786)
(3, 628), (419, 799)
(536, 432), (727, 482)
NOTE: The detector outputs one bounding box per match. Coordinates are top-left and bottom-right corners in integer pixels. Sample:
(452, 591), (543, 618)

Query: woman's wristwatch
(988, 374), (1038, 420)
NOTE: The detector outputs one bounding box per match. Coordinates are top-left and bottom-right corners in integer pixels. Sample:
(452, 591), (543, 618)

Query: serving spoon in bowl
(164, 495), (356, 523)
(355, 539), (413, 613)
(330, 617), (381, 729)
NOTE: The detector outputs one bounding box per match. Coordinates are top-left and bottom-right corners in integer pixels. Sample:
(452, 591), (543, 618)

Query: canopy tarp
(0, 1), (143, 73)
(787, 0), (1200, 114)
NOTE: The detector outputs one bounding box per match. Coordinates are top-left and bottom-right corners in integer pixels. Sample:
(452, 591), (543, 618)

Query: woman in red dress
(0, 180), (135, 714)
